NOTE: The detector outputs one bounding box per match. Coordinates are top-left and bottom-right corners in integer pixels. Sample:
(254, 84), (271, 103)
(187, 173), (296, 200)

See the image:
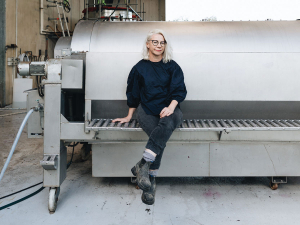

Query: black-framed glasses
(150, 40), (166, 46)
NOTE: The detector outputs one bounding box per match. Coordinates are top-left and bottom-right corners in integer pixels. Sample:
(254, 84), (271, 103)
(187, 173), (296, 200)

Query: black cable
(36, 76), (41, 97)
(68, 142), (79, 147)
(39, 76), (44, 96)
(67, 145), (75, 169)
(0, 187), (45, 211)
(36, 76), (44, 97)
(0, 182), (43, 200)
(0, 145), (76, 210)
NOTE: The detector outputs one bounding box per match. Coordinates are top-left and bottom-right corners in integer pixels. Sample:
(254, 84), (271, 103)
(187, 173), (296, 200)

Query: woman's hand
(112, 116), (131, 124)
(160, 100), (178, 118)
(160, 106), (175, 118)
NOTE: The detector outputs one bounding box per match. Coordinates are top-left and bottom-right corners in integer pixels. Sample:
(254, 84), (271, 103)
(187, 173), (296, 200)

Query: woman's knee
(159, 117), (178, 131)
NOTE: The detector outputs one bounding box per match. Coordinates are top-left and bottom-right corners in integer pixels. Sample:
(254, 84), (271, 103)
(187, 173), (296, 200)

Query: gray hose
(0, 109), (34, 182)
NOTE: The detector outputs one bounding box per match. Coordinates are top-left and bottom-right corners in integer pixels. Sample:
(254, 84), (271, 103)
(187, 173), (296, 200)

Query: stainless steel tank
(54, 36), (72, 58)
(68, 20), (300, 119)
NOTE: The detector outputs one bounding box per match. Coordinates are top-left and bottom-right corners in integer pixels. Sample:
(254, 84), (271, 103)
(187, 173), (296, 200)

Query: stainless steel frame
(24, 21), (300, 212)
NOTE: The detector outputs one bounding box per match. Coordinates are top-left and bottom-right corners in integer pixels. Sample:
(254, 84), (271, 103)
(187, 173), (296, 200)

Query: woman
(112, 29), (187, 205)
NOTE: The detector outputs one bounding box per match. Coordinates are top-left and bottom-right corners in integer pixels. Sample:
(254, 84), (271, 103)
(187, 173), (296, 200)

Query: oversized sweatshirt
(126, 59), (187, 115)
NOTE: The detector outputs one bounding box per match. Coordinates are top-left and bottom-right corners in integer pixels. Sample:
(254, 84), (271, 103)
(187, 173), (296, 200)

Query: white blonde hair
(142, 29), (173, 63)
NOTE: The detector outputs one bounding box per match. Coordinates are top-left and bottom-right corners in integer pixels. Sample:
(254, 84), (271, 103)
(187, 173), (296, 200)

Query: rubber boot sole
(142, 194), (155, 205)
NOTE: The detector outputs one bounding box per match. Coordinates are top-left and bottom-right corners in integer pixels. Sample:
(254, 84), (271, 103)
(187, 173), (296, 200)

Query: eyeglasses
(150, 40), (166, 46)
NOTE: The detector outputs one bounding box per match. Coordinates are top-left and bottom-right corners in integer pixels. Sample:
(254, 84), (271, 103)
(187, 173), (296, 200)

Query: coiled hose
(0, 109), (34, 182)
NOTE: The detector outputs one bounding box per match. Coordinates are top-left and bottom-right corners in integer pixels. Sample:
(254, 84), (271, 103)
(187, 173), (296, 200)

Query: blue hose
(0, 109), (34, 182)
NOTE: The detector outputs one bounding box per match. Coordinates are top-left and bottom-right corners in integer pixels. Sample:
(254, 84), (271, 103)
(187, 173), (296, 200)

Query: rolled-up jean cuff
(145, 139), (161, 155)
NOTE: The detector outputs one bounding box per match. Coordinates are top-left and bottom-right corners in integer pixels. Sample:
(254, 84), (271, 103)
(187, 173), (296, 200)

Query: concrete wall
(4, 0), (164, 106)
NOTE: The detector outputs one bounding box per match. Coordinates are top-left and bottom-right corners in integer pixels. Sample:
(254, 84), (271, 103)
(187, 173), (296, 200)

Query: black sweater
(126, 59), (187, 115)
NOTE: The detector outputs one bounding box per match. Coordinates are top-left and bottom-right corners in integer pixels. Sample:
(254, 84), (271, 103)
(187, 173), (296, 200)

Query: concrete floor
(1, 111), (300, 225)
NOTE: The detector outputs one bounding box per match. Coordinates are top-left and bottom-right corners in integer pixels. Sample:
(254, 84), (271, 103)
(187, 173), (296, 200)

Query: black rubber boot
(142, 176), (156, 205)
(131, 158), (152, 191)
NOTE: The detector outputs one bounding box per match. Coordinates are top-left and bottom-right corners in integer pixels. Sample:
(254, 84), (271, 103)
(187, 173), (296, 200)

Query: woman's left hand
(160, 106), (175, 118)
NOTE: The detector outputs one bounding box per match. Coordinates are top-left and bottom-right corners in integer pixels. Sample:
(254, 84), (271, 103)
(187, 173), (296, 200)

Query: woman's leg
(138, 105), (183, 171)
(137, 105), (183, 205)
(145, 107), (183, 167)
(137, 105), (160, 170)
(131, 105), (160, 191)
(137, 105), (160, 137)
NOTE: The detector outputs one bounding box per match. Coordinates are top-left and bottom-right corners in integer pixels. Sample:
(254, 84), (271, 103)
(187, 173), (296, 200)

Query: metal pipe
(48, 17), (66, 20)
(200, 120), (207, 128)
(0, 0), (5, 107)
(56, 2), (65, 37)
(143, 2), (144, 21)
(84, 0), (86, 19)
(99, 0), (101, 19)
(15, 0), (17, 59)
(186, 120), (192, 128)
(126, 0), (128, 21)
(246, 120), (257, 127)
(207, 120), (214, 128)
(102, 119), (110, 127)
(87, 1), (89, 20)
(128, 5), (142, 21)
(253, 120), (264, 127)
(287, 120), (300, 127)
(233, 119), (243, 127)
(61, 3), (70, 37)
(219, 119), (228, 128)
(193, 119), (200, 128)
(40, 0), (49, 35)
(0, 109), (34, 182)
(13, 0), (18, 90)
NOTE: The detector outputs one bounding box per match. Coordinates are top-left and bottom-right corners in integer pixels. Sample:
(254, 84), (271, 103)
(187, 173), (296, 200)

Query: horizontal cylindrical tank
(70, 21), (300, 119)
(71, 20), (300, 53)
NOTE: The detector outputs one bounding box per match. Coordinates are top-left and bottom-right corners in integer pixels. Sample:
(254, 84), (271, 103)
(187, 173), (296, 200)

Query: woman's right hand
(112, 116), (131, 124)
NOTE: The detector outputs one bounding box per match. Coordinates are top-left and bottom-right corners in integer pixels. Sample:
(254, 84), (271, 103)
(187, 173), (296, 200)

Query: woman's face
(146, 34), (165, 58)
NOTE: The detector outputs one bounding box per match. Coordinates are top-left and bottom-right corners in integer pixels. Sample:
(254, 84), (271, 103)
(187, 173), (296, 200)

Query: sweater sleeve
(169, 63), (187, 104)
(126, 67), (141, 108)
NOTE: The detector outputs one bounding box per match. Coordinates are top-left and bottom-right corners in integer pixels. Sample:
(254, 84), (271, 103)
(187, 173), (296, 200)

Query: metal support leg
(43, 83), (66, 212)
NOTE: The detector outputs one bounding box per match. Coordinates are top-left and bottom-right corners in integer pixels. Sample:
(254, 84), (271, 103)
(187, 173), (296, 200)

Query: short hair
(142, 29), (173, 63)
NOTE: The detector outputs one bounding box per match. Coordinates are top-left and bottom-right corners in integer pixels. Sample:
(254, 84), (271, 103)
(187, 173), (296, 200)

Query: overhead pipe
(40, 0), (50, 35)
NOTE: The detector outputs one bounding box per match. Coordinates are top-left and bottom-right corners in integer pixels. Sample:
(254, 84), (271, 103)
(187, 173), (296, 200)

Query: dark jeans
(137, 104), (183, 170)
